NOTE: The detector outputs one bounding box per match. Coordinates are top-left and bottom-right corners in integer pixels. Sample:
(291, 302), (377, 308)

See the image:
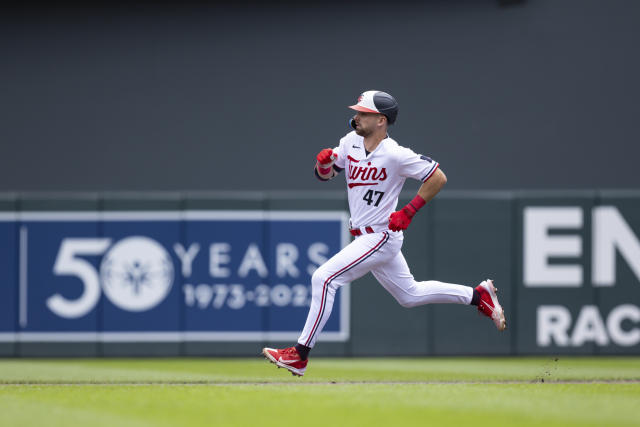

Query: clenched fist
(389, 195), (426, 231)
(316, 148), (337, 166)
(388, 208), (413, 231)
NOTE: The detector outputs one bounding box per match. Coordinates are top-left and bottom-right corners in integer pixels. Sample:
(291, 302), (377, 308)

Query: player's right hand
(316, 148), (337, 166)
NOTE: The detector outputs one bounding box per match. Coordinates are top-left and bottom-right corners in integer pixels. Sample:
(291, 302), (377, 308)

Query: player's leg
(298, 231), (400, 348)
(370, 251), (506, 330)
(263, 231), (401, 375)
(371, 251), (473, 306)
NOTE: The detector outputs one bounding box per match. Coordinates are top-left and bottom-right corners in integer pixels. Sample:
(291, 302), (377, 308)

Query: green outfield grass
(1, 357), (639, 426)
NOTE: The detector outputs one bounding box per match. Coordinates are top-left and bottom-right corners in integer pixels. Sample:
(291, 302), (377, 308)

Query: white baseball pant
(298, 231), (473, 348)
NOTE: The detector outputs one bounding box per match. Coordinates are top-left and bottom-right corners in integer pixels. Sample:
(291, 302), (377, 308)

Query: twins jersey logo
(347, 155), (388, 188)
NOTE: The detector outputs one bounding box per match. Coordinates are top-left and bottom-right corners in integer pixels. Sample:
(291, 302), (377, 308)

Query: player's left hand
(388, 208), (413, 231)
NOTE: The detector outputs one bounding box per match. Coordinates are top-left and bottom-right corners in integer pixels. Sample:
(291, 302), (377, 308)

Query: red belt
(350, 226), (375, 236)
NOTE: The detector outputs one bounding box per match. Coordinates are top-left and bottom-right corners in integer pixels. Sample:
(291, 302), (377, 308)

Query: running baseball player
(263, 90), (506, 376)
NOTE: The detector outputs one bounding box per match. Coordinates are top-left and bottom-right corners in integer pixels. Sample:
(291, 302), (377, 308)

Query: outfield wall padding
(1, 190), (639, 356)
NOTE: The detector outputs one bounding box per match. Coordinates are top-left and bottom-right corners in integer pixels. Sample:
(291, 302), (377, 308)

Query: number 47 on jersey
(363, 190), (385, 207)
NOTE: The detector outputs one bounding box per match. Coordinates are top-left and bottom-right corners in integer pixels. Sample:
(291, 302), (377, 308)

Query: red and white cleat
(262, 346), (308, 377)
(475, 279), (507, 331)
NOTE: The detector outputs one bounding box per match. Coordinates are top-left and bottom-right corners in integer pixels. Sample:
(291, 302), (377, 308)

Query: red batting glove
(389, 209), (412, 231)
(388, 195), (427, 231)
(316, 148), (335, 165)
(316, 148), (337, 175)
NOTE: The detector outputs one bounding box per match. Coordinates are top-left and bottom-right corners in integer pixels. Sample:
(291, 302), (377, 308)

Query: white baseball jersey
(331, 131), (439, 230)
(298, 131), (475, 349)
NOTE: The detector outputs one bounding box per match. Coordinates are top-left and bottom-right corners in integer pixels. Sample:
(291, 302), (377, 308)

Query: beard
(354, 125), (370, 137)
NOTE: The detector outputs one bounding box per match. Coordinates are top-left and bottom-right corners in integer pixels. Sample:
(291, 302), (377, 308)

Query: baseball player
(263, 90), (506, 376)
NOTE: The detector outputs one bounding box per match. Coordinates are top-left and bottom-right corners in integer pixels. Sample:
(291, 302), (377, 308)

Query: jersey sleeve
(398, 147), (440, 183)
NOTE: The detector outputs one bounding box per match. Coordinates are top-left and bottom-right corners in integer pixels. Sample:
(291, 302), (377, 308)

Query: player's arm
(314, 148), (340, 181)
(416, 168), (447, 203)
(389, 168), (447, 231)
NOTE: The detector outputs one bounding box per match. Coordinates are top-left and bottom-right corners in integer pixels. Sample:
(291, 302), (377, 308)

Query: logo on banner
(47, 235), (175, 319)
(100, 236), (174, 312)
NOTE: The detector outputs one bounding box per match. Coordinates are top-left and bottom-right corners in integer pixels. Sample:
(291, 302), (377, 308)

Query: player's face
(352, 111), (386, 137)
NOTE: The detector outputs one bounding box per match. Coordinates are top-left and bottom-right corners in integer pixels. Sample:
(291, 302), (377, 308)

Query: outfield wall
(1, 190), (639, 357)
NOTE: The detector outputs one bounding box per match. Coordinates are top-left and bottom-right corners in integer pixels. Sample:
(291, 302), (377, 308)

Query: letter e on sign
(523, 207), (583, 287)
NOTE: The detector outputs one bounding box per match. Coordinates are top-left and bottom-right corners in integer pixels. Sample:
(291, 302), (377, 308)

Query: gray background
(2, 0), (639, 193)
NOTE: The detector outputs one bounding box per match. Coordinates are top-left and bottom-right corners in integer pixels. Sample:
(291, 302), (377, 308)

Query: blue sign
(0, 211), (349, 342)
(0, 215), (17, 340)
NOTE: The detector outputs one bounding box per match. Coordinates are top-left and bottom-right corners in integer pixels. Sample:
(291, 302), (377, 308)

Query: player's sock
(295, 343), (311, 360)
(470, 288), (480, 306)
